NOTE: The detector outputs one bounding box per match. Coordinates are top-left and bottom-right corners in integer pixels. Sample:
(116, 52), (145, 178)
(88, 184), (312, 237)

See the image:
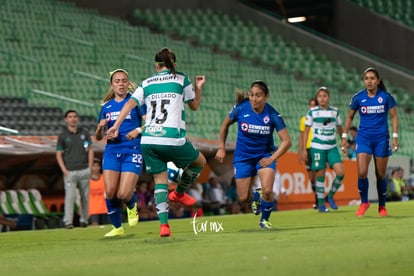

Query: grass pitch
(1, 201), (413, 276)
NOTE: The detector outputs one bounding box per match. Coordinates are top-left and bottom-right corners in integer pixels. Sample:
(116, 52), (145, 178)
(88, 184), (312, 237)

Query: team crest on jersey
(263, 116), (270, 124)
(378, 97), (383, 103)
(241, 122), (249, 131)
(105, 113), (111, 121)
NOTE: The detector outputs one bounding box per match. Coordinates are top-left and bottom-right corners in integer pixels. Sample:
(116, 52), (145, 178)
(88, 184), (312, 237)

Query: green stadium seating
(0, 190), (15, 215)
(351, 0), (414, 28)
(0, 0), (413, 157)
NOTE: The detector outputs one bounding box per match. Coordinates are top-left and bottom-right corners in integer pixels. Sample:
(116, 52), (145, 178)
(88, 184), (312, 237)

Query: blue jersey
(349, 89), (396, 140)
(228, 99), (287, 162)
(98, 93), (145, 154)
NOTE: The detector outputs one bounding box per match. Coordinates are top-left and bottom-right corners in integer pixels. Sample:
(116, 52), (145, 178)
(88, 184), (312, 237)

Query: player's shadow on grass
(143, 236), (192, 244)
(99, 234), (135, 241)
(364, 214), (412, 219)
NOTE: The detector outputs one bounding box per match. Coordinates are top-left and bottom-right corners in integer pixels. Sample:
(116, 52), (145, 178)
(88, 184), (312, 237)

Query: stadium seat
(28, 188), (63, 226)
(5, 189), (26, 214)
(0, 190), (15, 215)
(3, 190), (35, 230)
(18, 189), (61, 229)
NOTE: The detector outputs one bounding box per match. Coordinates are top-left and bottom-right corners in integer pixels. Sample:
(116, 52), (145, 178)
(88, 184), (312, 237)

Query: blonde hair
(235, 89), (248, 103)
(101, 69), (137, 104)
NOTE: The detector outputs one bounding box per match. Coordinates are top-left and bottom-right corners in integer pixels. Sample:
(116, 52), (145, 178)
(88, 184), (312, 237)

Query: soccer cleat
(259, 219), (272, 229)
(325, 196), (338, 210)
(168, 191), (196, 206)
(251, 201), (260, 215)
(318, 205), (329, 213)
(160, 224), (171, 237)
(65, 224), (74, 229)
(104, 226), (124, 237)
(251, 188), (262, 215)
(356, 202), (370, 217)
(378, 206), (388, 217)
(127, 203), (139, 227)
(312, 204), (318, 210)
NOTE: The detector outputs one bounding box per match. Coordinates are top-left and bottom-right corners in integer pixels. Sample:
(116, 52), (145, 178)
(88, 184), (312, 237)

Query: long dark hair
(363, 67), (387, 91)
(155, 47), (176, 75)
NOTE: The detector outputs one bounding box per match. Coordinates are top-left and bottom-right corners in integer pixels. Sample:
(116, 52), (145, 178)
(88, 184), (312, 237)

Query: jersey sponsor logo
(146, 75), (177, 84)
(360, 105), (385, 114)
(105, 111), (132, 121)
(241, 122), (271, 135)
(146, 125), (166, 136)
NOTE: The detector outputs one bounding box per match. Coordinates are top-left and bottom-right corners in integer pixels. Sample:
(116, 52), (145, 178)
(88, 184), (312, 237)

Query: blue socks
(106, 198), (122, 228)
(260, 199), (275, 221)
(358, 178), (369, 203)
(124, 193), (137, 210)
(377, 178), (387, 207)
(252, 190), (260, 202)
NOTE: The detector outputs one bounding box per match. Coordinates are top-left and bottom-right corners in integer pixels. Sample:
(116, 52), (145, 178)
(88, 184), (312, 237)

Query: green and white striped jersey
(305, 106), (342, 150)
(131, 70), (194, 146)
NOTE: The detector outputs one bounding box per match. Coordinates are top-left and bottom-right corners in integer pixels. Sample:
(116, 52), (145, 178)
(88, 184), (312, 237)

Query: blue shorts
(356, 136), (391, 157)
(102, 151), (143, 175)
(233, 153), (276, 179)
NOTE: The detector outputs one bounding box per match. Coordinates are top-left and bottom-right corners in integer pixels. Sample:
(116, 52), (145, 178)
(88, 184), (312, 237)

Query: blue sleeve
(387, 93), (397, 109)
(97, 106), (105, 123)
(228, 104), (240, 122)
(138, 104), (147, 117)
(349, 93), (359, 110)
(272, 110), (287, 132)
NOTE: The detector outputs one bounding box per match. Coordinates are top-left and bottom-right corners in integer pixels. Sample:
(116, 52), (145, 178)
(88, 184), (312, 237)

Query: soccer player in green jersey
(301, 87), (345, 212)
(107, 48), (206, 237)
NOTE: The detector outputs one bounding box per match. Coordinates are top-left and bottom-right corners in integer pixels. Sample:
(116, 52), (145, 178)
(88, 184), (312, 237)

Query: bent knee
(238, 195), (249, 203)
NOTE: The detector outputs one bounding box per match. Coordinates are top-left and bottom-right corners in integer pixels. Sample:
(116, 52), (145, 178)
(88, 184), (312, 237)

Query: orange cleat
(168, 191), (196, 206)
(378, 206), (388, 217)
(356, 202), (370, 217)
(160, 224), (171, 237)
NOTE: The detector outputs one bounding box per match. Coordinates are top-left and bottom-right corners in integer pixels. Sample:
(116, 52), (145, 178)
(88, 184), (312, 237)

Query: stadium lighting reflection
(287, 16), (306, 23)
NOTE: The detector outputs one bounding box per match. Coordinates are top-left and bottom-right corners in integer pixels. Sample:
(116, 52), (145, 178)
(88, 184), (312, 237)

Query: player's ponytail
(155, 48), (176, 75)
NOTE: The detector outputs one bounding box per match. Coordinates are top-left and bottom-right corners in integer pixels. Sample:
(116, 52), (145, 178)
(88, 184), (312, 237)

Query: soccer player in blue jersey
(341, 67), (399, 217)
(95, 69), (145, 237)
(301, 87), (345, 213)
(106, 48), (206, 237)
(215, 81), (292, 229)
